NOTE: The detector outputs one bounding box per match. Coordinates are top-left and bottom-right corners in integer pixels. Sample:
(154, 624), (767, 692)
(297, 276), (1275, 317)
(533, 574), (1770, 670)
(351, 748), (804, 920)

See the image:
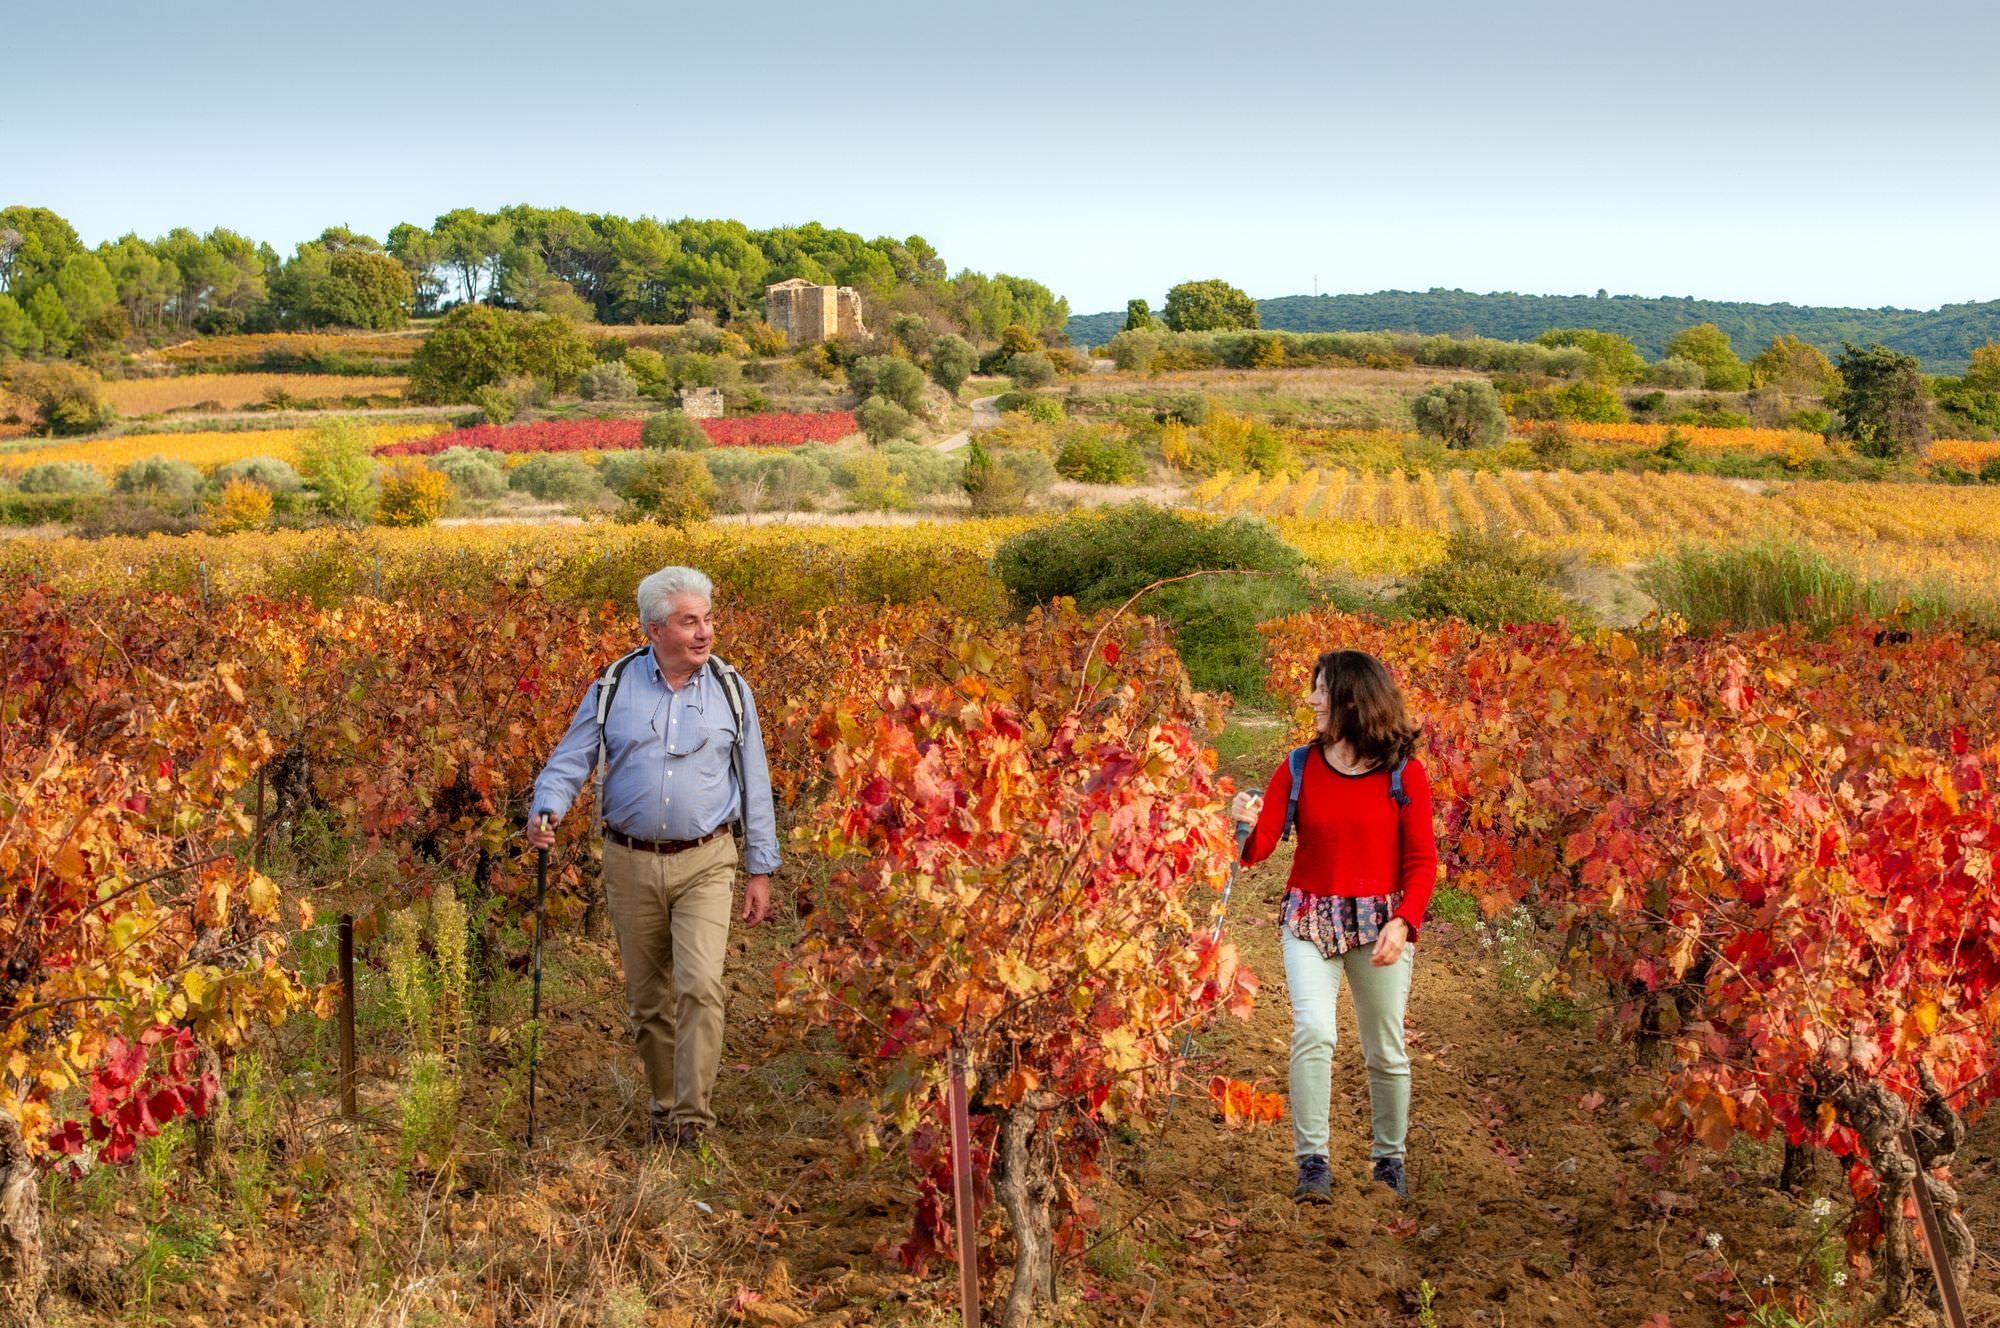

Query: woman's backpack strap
(1280, 745), (1312, 841)
(1388, 758), (1410, 809)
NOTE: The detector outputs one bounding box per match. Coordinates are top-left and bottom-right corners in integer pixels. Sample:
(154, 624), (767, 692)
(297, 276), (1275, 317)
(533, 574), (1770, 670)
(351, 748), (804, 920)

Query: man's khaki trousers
(601, 834), (735, 1130)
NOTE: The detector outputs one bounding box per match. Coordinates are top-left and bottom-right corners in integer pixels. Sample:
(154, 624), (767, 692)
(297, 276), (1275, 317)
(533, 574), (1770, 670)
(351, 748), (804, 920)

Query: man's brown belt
(605, 825), (731, 856)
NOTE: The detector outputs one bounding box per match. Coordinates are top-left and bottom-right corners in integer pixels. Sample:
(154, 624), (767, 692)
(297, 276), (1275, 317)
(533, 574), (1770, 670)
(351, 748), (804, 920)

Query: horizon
(10, 0), (1998, 315)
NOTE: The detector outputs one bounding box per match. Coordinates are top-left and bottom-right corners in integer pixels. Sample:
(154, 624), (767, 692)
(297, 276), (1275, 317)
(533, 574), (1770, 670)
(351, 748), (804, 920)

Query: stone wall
(677, 386), (724, 419)
(765, 279), (865, 345)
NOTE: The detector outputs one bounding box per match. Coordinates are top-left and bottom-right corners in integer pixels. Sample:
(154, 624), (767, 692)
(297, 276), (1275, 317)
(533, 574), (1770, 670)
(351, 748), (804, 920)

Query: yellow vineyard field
(0, 518), (1041, 617)
(102, 374), (408, 413)
(0, 423), (447, 476)
(1202, 466), (2000, 589)
(1513, 420), (2000, 469)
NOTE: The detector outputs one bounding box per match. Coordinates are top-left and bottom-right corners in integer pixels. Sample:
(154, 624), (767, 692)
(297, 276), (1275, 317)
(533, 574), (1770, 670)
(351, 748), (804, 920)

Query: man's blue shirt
(531, 650), (781, 876)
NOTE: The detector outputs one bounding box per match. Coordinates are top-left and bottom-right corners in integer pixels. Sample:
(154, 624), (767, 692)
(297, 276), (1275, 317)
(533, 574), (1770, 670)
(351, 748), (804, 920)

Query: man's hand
(1370, 916), (1410, 967)
(741, 873), (771, 926)
(526, 813), (555, 850)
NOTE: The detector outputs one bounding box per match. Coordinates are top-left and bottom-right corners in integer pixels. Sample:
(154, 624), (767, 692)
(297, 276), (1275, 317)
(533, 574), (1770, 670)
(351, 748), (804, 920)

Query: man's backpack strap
(592, 645), (651, 834)
(1281, 747), (1411, 841)
(706, 656), (750, 836)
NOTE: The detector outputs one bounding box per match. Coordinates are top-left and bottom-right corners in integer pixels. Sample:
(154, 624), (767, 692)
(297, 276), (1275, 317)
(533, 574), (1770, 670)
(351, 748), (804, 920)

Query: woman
(1231, 649), (1438, 1203)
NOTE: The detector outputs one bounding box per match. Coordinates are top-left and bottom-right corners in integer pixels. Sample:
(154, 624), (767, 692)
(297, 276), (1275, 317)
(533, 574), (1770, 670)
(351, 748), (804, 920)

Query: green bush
(18, 461), (106, 495)
(296, 418), (378, 522)
(929, 334), (977, 395)
(1008, 351), (1057, 389)
(1410, 380), (1507, 449)
(620, 451), (715, 526)
(429, 447), (508, 501)
(1105, 329), (1162, 372)
(641, 410), (710, 451)
(849, 355), (928, 414)
(113, 455), (204, 503)
(1397, 532), (1582, 628)
(998, 504), (1324, 695)
(857, 394), (915, 444)
(1981, 456), (2000, 485)
(1647, 357), (1706, 390)
(879, 443), (962, 497)
(0, 491), (101, 525)
(213, 456), (303, 493)
(508, 454), (603, 503)
(1787, 407), (1834, 434)
(578, 359), (637, 401)
(1642, 537), (1954, 634)
(1055, 432), (1143, 484)
(1551, 381), (1627, 424)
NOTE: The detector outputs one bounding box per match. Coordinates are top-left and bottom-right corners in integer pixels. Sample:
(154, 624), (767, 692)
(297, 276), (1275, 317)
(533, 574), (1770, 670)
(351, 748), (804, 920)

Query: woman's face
(1308, 669), (1332, 734)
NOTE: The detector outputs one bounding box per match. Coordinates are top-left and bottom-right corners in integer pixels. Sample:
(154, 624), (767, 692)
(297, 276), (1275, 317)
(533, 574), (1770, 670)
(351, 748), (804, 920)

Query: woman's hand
(1229, 791), (1264, 828)
(1370, 917), (1410, 966)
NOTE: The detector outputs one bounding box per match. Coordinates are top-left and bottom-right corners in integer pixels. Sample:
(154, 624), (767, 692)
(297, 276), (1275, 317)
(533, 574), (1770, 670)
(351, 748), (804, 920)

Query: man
(528, 565), (778, 1147)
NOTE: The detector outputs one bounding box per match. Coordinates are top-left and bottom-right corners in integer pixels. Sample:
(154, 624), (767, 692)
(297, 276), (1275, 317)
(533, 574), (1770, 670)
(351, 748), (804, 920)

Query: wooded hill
(1067, 289), (2000, 370)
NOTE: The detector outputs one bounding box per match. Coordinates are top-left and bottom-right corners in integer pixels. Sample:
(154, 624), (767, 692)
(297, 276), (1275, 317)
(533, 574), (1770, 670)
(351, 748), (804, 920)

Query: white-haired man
(528, 566), (778, 1147)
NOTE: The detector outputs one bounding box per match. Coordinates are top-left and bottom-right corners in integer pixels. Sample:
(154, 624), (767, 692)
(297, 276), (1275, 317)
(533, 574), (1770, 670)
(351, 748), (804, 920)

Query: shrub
(1646, 357), (1706, 389)
(1664, 324), (1751, 392)
(1013, 396), (1064, 424)
(857, 394), (915, 445)
(641, 410), (710, 451)
(887, 314), (934, 358)
(407, 304), (595, 403)
(1008, 351), (1058, 389)
(1526, 422), (1578, 466)
(1397, 532), (1581, 628)
(1410, 380), (1507, 449)
(113, 455), (204, 503)
(1642, 537), (1946, 634)
(1980, 456), (2000, 485)
(843, 452), (911, 511)
(213, 456), (302, 493)
(7, 362), (115, 435)
(1551, 380), (1627, 424)
(1105, 329), (1162, 373)
(1246, 333), (1286, 368)
(207, 477), (274, 533)
(1626, 390), (1667, 416)
(620, 451), (715, 526)
(929, 334), (977, 395)
(997, 504), (1319, 696)
(296, 418), (378, 522)
(375, 460), (453, 527)
(17, 461), (106, 495)
(578, 359), (637, 401)
(962, 440), (1022, 514)
(1055, 432), (1143, 484)
(1834, 342), (1930, 459)
(508, 454), (602, 504)
(879, 443), (962, 497)
(429, 447), (508, 500)
(848, 355), (929, 414)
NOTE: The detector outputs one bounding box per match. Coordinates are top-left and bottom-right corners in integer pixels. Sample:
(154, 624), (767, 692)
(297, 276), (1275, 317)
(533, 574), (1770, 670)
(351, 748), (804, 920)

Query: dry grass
(155, 332), (424, 365)
(103, 374), (407, 413)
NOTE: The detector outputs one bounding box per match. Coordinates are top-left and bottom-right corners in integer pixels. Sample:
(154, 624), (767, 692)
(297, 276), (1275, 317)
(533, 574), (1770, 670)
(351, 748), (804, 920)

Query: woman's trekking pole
(1167, 820), (1253, 1119)
(527, 814), (550, 1146)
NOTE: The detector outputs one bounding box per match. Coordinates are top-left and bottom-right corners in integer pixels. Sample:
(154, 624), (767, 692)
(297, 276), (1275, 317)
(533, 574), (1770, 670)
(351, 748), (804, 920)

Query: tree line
(1070, 286), (2000, 371)
(0, 204), (1069, 361)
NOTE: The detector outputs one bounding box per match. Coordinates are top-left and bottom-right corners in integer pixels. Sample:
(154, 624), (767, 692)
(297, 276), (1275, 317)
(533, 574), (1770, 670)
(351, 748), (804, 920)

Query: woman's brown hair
(1313, 649), (1421, 770)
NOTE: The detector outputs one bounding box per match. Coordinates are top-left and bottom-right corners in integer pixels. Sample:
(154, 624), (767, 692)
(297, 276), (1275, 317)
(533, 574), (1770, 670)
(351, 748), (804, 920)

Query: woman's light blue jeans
(1281, 927), (1413, 1160)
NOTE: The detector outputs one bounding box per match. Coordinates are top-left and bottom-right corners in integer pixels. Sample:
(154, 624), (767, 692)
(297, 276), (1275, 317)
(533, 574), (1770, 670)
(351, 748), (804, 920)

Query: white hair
(636, 566), (714, 628)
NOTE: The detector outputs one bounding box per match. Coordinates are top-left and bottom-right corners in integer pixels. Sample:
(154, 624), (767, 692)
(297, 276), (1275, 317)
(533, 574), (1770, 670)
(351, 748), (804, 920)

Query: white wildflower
(1809, 1197), (1834, 1220)
(1704, 1231), (1724, 1250)
(1832, 1270), (1847, 1288)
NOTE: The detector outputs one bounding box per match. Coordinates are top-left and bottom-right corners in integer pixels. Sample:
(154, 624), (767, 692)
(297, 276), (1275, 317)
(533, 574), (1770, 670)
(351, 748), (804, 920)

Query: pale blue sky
(9, 0), (1997, 313)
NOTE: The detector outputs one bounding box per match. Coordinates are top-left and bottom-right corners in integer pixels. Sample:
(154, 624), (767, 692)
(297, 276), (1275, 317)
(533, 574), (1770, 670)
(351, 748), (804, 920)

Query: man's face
(645, 593), (714, 675)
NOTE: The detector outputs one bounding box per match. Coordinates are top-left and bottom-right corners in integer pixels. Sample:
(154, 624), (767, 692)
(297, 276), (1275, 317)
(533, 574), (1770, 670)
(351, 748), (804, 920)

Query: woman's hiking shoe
(1293, 1155), (1333, 1204)
(1372, 1156), (1408, 1199)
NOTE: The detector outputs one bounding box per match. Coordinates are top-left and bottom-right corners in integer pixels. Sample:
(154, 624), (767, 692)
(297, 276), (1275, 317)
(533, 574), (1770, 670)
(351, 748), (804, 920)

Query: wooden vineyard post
(1899, 1121), (1968, 1328)
(948, 1047), (980, 1328)
(337, 914), (358, 1119)
(253, 769), (268, 872)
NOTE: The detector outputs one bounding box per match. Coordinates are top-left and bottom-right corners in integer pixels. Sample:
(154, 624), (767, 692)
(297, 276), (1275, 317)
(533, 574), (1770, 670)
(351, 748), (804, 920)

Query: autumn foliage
(1261, 610), (1998, 1310)
(774, 603), (1254, 1325)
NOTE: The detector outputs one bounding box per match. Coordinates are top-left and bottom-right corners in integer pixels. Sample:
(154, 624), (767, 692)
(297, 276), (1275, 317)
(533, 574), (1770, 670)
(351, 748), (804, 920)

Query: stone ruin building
(677, 386), (724, 418)
(764, 277), (866, 345)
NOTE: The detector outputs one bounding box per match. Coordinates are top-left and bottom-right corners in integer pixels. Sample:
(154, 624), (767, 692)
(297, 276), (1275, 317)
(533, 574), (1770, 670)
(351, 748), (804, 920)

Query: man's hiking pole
(527, 813), (550, 1147)
(1167, 821), (1253, 1119)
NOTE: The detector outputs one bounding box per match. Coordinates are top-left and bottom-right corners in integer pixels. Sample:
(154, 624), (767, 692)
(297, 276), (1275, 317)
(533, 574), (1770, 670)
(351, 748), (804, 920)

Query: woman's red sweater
(1240, 747), (1440, 937)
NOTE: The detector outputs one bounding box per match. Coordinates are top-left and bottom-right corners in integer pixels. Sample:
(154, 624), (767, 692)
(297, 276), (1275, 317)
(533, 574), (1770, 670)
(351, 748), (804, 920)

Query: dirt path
(934, 394), (1003, 452)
